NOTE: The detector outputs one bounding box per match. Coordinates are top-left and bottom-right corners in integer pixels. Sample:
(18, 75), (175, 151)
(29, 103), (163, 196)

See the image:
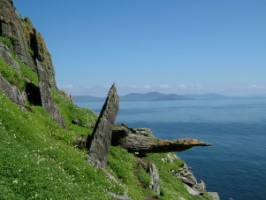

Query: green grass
(0, 57), (25, 89)
(107, 146), (156, 199)
(18, 60), (39, 87)
(52, 90), (97, 136)
(0, 93), (122, 199)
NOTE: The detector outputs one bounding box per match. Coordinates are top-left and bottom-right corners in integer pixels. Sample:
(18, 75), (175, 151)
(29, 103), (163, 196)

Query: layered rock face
(0, 0), (35, 69)
(0, 0), (56, 88)
(0, 0), (64, 127)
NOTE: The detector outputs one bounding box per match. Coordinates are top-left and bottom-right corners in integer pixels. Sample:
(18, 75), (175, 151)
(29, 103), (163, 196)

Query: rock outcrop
(0, 0), (65, 126)
(112, 124), (211, 154)
(0, 42), (20, 71)
(86, 84), (119, 168)
(0, 0), (35, 68)
(36, 60), (65, 127)
(0, 73), (26, 105)
(172, 162), (202, 195)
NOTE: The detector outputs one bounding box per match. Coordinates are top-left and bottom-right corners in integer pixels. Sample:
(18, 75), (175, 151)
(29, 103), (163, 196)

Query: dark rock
(112, 124), (211, 154)
(0, 73), (26, 105)
(36, 60), (65, 128)
(86, 84), (119, 168)
(148, 163), (160, 195)
(72, 118), (81, 125)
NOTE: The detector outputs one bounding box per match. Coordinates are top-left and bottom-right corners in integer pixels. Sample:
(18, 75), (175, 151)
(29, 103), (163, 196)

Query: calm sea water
(76, 99), (266, 200)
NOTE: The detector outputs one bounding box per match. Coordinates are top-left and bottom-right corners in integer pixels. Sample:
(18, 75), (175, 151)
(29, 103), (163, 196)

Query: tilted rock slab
(86, 84), (119, 168)
(112, 124), (211, 154)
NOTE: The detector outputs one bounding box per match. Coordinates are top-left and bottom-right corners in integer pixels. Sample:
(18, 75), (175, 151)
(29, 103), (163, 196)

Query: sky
(13, 0), (266, 96)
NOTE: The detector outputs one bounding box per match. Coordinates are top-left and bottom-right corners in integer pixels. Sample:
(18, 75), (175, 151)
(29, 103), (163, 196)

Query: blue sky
(14, 0), (266, 96)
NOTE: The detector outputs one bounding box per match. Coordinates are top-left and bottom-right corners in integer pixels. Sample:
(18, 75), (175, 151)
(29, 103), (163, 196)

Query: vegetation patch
(0, 36), (13, 48)
(18, 60), (39, 86)
(52, 90), (97, 136)
(0, 57), (24, 89)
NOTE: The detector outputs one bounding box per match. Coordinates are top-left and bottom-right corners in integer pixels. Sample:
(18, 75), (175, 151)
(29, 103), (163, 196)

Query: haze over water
(77, 98), (266, 200)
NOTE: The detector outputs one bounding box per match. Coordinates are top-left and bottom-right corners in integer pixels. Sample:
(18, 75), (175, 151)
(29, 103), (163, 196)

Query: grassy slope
(0, 41), (212, 199)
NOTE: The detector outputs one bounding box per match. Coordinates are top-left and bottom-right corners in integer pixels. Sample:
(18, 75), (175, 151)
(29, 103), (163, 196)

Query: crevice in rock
(25, 82), (42, 106)
(29, 29), (38, 61)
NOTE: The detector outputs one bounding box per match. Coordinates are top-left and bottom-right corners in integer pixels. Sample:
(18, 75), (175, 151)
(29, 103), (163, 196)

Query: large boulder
(86, 84), (119, 168)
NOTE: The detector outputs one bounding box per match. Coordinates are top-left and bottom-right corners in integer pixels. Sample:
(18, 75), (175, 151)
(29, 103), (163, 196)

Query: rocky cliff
(0, 1), (219, 199)
(0, 0), (65, 127)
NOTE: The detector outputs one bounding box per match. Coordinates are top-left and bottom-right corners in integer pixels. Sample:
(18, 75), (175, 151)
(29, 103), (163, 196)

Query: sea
(76, 99), (266, 200)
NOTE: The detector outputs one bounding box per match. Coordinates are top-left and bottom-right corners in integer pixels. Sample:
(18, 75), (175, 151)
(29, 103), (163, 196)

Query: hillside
(73, 92), (236, 102)
(121, 92), (191, 101)
(73, 92), (191, 102)
(0, 1), (217, 199)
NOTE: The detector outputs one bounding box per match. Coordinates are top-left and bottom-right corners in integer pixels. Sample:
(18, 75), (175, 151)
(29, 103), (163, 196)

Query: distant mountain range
(72, 92), (238, 102)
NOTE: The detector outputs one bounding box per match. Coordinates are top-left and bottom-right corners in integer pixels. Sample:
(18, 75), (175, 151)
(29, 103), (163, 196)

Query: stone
(36, 60), (65, 128)
(112, 124), (211, 154)
(173, 163), (197, 187)
(0, 42), (20, 71)
(86, 84), (119, 168)
(0, 73), (26, 106)
(183, 184), (200, 196)
(148, 163), (160, 195)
